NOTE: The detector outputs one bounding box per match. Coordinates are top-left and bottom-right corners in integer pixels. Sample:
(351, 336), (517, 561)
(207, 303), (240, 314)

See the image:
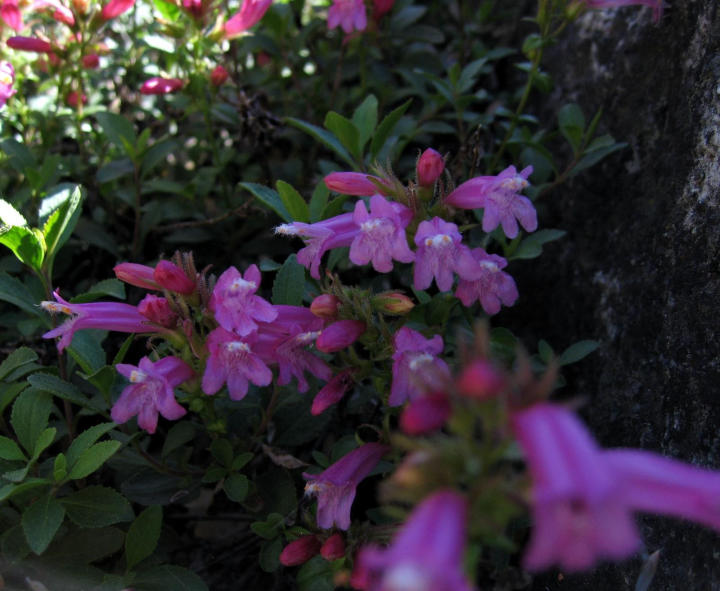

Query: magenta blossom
(390, 327), (449, 406)
(202, 327), (272, 400)
(312, 369), (355, 415)
(584, 0), (663, 22)
(324, 172), (390, 196)
(416, 148), (444, 187)
(225, 0), (272, 37)
(112, 356), (193, 434)
(209, 265), (277, 336)
(316, 319), (366, 353)
(153, 260), (195, 294)
(446, 165), (536, 239)
(138, 294), (177, 328)
(350, 194), (415, 273)
(140, 77), (183, 95)
(454, 248), (518, 314)
(413, 217), (480, 292)
(352, 490), (475, 591)
(327, 0), (366, 33)
(7, 36), (52, 53)
(304, 443), (389, 530)
(0, 61), (16, 107)
(100, 0), (134, 19)
(41, 291), (159, 352)
(400, 392), (452, 435)
(114, 262), (160, 290)
(1, 0), (22, 31)
(276, 214), (357, 279)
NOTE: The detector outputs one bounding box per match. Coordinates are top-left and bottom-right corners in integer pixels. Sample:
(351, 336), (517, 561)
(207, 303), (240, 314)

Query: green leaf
(308, 182), (329, 223)
(272, 254), (305, 306)
(28, 372), (104, 412)
(42, 185), (83, 271)
(0, 435), (26, 461)
(70, 278), (126, 302)
(538, 339), (554, 364)
(161, 421), (196, 458)
(276, 180), (309, 222)
(67, 329), (107, 375)
(250, 513), (284, 539)
(223, 473), (249, 502)
(210, 438), (233, 468)
(0, 198), (27, 226)
(352, 95), (378, 151)
(259, 537), (282, 573)
(558, 340), (600, 366)
(22, 495), (65, 555)
(297, 556), (334, 591)
(370, 99), (412, 159)
(44, 526), (125, 564)
(0, 138), (36, 171)
(141, 139), (179, 177)
(510, 229), (566, 260)
(0, 226), (45, 271)
(53, 453), (67, 482)
(62, 486), (134, 528)
(231, 451), (253, 471)
(125, 505), (162, 570)
(132, 565), (208, 591)
(95, 112), (137, 154)
(11, 388), (52, 455)
(0, 272), (43, 317)
(558, 103), (585, 153)
(0, 382), (28, 415)
(324, 111), (360, 160)
(239, 182), (292, 222)
(572, 136), (627, 175)
(97, 158), (134, 184)
(0, 347), (38, 381)
(66, 422), (116, 466)
(285, 117), (355, 167)
(68, 441), (122, 480)
(0, 479), (49, 502)
(31, 427), (56, 460)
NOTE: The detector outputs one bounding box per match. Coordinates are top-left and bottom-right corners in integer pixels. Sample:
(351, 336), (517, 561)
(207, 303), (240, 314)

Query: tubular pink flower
(140, 77), (183, 95)
(41, 291), (158, 352)
(111, 356), (193, 434)
(584, 0), (663, 21)
(209, 265), (277, 337)
(413, 217), (480, 292)
(446, 166), (536, 239)
(512, 403), (641, 572)
(280, 535), (321, 567)
(324, 172), (389, 196)
(304, 443), (389, 530)
(224, 0), (272, 38)
(202, 327), (272, 400)
(275, 214), (357, 279)
(350, 194), (415, 273)
(390, 327), (449, 406)
(454, 247), (518, 314)
(7, 36), (53, 53)
(316, 319), (366, 353)
(1, 0), (22, 31)
(114, 262), (160, 290)
(416, 148), (444, 187)
(400, 392), (451, 435)
(100, 0), (134, 19)
(0, 61), (16, 107)
(353, 490), (475, 591)
(153, 260), (195, 294)
(327, 0), (366, 33)
(312, 369), (355, 415)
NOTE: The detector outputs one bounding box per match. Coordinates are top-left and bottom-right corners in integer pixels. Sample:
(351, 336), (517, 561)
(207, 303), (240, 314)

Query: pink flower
(153, 259), (195, 294)
(210, 64), (229, 86)
(304, 443), (389, 530)
(7, 36), (53, 53)
(454, 248), (518, 314)
(280, 535), (321, 566)
(584, 0), (663, 22)
(140, 77), (183, 95)
(352, 490), (475, 591)
(202, 327), (272, 400)
(209, 265), (277, 337)
(182, 0), (203, 19)
(138, 294), (178, 328)
(225, 0), (272, 38)
(416, 148), (444, 187)
(456, 360), (505, 399)
(445, 166), (536, 239)
(316, 319), (365, 353)
(372, 0), (394, 19)
(275, 214), (357, 279)
(32, 0), (75, 25)
(512, 403), (641, 572)
(327, 0), (366, 33)
(320, 532), (345, 560)
(114, 262), (160, 290)
(412, 217), (480, 292)
(1, 0), (22, 31)
(100, 0), (134, 19)
(399, 392), (451, 435)
(324, 172), (389, 196)
(390, 327), (449, 406)
(350, 194), (415, 273)
(41, 291), (159, 352)
(82, 54), (99, 69)
(0, 61), (16, 107)
(312, 369), (355, 415)
(111, 356), (193, 434)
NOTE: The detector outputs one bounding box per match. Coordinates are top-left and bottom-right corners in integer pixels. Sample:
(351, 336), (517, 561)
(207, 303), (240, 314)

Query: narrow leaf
(272, 254), (305, 306)
(276, 181), (309, 222)
(352, 95), (378, 151)
(0, 347), (38, 381)
(68, 440), (122, 480)
(324, 111), (361, 160)
(239, 182), (292, 222)
(370, 99), (412, 159)
(125, 505), (163, 570)
(558, 340), (600, 366)
(285, 117), (355, 167)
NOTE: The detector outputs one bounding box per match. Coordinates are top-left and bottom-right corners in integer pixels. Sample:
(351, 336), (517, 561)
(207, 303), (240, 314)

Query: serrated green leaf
(44, 526), (125, 564)
(558, 340), (600, 366)
(28, 372), (104, 412)
(95, 112), (137, 155)
(308, 182), (329, 223)
(11, 388), (52, 455)
(132, 565), (209, 591)
(125, 505), (162, 570)
(67, 329), (107, 375)
(0, 272), (44, 317)
(272, 254), (305, 306)
(323, 112), (360, 161)
(0, 479), (48, 502)
(285, 117), (355, 167)
(0, 435), (26, 461)
(68, 440), (122, 480)
(32, 427), (56, 460)
(0, 382), (28, 416)
(352, 95), (378, 151)
(297, 556), (334, 591)
(370, 99), (412, 159)
(0, 198), (27, 226)
(22, 495), (65, 555)
(0, 138), (36, 171)
(276, 180), (309, 222)
(0, 347), (38, 381)
(66, 422), (116, 466)
(239, 182), (292, 222)
(223, 473), (249, 502)
(62, 486), (134, 528)
(510, 229), (566, 260)
(0, 226), (45, 270)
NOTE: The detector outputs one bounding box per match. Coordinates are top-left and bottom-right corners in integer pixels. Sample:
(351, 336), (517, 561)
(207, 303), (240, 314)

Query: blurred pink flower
(372, 0), (394, 19)
(0, 61), (16, 107)
(100, 0), (134, 20)
(327, 0), (366, 33)
(140, 77), (183, 95)
(312, 369), (355, 415)
(1, 0), (23, 31)
(399, 392), (451, 435)
(7, 36), (52, 53)
(225, 0), (272, 38)
(390, 327), (449, 406)
(210, 64), (229, 86)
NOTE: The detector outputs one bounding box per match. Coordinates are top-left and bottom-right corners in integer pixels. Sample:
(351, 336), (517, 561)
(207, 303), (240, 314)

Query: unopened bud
(399, 392), (451, 435)
(372, 292), (414, 315)
(82, 53), (99, 69)
(66, 91), (87, 108)
(154, 260), (195, 294)
(324, 172), (390, 196)
(72, 0), (89, 12)
(311, 369), (354, 415)
(416, 148), (444, 187)
(279, 535), (321, 567)
(138, 294), (178, 328)
(210, 64), (229, 86)
(320, 533), (345, 561)
(316, 320), (366, 353)
(310, 294), (341, 319)
(456, 360), (505, 399)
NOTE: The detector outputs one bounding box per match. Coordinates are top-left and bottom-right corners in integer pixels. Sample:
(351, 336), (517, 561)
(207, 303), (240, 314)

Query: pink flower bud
(372, 292), (414, 315)
(316, 319), (366, 353)
(456, 360), (505, 399)
(100, 0), (135, 20)
(324, 172), (390, 196)
(153, 260), (195, 294)
(279, 535), (321, 567)
(416, 148), (444, 187)
(399, 392), (451, 435)
(138, 294), (178, 328)
(311, 369), (354, 415)
(310, 294), (341, 319)
(372, 0), (394, 18)
(1, 0), (23, 31)
(114, 263), (160, 290)
(82, 54), (100, 69)
(140, 77), (183, 95)
(66, 91), (87, 108)
(320, 533), (345, 561)
(224, 0), (272, 38)
(7, 36), (53, 53)
(210, 64), (229, 86)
